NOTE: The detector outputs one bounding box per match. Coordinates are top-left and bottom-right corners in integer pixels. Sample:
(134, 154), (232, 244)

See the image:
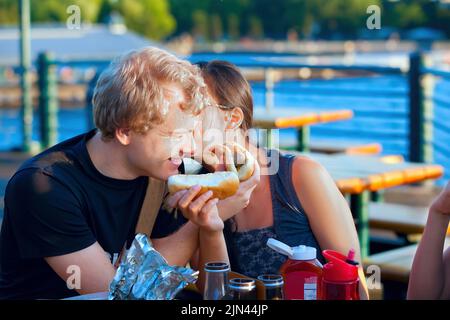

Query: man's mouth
(169, 157), (183, 167)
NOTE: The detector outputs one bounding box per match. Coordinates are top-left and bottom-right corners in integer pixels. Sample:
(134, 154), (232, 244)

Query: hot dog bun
(224, 143), (255, 181)
(167, 171), (239, 200)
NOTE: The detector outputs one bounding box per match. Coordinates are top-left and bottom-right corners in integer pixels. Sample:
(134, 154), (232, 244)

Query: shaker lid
(292, 245), (317, 260)
(267, 238), (316, 260)
(322, 249), (359, 282)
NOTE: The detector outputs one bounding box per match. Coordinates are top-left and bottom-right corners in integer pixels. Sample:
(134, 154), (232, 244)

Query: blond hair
(92, 47), (208, 139)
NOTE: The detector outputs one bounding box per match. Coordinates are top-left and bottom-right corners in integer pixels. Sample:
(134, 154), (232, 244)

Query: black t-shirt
(0, 130), (184, 300)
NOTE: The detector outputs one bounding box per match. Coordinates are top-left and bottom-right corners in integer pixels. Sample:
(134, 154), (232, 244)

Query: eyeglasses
(205, 101), (233, 111)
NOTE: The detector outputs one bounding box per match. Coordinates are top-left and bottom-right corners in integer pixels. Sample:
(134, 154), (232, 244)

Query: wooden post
(408, 52), (433, 163)
(37, 52), (58, 149)
(264, 68), (274, 112)
(350, 191), (370, 259)
(18, 0), (33, 152)
(297, 126), (310, 152)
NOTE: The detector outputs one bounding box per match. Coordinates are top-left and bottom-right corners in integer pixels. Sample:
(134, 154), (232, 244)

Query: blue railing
(4, 51), (450, 180)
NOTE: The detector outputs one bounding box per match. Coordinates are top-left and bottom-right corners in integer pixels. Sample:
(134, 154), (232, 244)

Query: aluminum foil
(108, 233), (199, 300)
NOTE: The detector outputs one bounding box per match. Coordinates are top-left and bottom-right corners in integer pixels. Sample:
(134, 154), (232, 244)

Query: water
(1, 73), (449, 185)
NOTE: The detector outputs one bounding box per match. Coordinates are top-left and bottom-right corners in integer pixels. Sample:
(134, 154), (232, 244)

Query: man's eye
(170, 134), (184, 140)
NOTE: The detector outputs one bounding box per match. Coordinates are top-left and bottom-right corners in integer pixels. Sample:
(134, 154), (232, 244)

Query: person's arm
(6, 169), (114, 296)
(45, 242), (116, 295)
(407, 181), (450, 300)
(217, 160), (260, 221)
(152, 221), (200, 266)
(196, 228), (229, 292)
(291, 156), (370, 300)
(165, 185), (229, 292)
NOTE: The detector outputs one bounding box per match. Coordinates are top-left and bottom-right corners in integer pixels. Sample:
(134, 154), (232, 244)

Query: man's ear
(225, 107), (244, 130)
(115, 128), (131, 146)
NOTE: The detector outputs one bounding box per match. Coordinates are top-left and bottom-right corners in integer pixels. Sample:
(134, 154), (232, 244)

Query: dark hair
(195, 61), (252, 263)
(195, 60), (254, 131)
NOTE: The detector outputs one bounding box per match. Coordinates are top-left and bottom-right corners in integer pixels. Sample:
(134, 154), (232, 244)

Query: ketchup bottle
(321, 249), (360, 300)
(267, 238), (323, 300)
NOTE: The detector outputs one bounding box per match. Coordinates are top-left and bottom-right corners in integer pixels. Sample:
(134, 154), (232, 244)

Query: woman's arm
(291, 156), (369, 300)
(407, 182), (450, 300)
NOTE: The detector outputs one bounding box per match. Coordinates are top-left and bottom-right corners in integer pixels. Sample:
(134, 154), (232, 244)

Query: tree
(382, 0), (427, 29)
(210, 14), (223, 41)
(30, 0), (102, 24)
(192, 10), (209, 41)
(0, 0), (18, 24)
(248, 15), (263, 39)
(227, 13), (240, 40)
(115, 0), (176, 40)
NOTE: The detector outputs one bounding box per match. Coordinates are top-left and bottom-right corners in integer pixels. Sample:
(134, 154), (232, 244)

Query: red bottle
(321, 249), (360, 300)
(267, 238), (323, 300)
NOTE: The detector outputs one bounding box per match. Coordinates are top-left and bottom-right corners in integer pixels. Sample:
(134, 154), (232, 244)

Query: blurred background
(0, 0), (450, 300)
(0, 0), (449, 180)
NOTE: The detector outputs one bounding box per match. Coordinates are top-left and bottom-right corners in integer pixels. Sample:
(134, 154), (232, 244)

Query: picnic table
(252, 108), (353, 151)
(294, 152), (444, 259)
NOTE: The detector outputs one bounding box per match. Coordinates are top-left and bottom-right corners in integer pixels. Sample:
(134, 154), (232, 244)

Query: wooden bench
(363, 237), (450, 283)
(369, 202), (450, 235)
(383, 185), (443, 207)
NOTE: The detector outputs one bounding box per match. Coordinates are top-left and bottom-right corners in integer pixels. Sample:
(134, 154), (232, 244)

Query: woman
(192, 60), (369, 299)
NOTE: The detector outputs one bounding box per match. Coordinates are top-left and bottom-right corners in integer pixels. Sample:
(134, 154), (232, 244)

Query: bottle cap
(204, 261), (230, 273)
(267, 238), (317, 260)
(322, 249), (359, 282)
(229, 278), (256, 291)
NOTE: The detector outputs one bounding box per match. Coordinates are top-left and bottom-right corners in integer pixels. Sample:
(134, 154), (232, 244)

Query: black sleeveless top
(224, 149), (324, 278)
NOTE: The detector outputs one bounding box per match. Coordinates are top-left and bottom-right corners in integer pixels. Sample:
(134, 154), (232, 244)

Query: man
(0, 47), (228, 299)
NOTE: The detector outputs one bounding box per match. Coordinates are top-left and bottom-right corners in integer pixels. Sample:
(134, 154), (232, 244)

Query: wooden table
(293, 152), (444, 258)
(252, 108), (353, 151)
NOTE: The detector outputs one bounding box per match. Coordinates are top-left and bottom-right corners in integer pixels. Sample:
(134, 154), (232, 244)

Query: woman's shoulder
(291, 155), (327, 177)
(289, 154), (335, 195)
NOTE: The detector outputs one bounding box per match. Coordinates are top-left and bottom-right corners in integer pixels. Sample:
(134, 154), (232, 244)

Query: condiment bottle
(267, 238), (322, 300)
(321, 249), (360, 300)
(203, 261), (230, 300)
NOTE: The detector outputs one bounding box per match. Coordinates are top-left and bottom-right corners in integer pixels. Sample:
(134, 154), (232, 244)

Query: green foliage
(192, 9), (208, 40)
(2, 0), (449, 40)
(0, 0), (175, 40)
(115, 0), (176, 40)
(248, 15), (263, 39)
(227, 13), (240, 40)
(0, 0), (18, 24)
(210, 14), (223, 41)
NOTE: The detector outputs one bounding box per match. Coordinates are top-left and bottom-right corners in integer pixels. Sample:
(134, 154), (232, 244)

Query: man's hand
(430, 181), (450, 217)
(217, 160), (260, 221)
(166, 186), (223, 232)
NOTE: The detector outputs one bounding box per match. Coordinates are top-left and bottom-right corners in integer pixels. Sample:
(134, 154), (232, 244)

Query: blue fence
(2, 51), (450, 183)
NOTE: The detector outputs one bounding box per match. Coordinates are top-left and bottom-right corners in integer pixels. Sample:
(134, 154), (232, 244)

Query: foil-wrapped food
(109, 233), (199, 300)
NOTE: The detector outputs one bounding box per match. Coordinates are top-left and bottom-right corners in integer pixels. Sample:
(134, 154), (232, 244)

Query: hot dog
(167, 143), (255, 200)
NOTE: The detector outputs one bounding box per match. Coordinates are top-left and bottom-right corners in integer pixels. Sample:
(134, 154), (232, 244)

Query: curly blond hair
(92, 47), (208, 139)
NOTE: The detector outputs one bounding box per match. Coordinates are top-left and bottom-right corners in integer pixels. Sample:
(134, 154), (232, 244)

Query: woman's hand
(217, 160), (260, 221)
(430, 181), (450, 218)
(166, 186), (224, 232)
